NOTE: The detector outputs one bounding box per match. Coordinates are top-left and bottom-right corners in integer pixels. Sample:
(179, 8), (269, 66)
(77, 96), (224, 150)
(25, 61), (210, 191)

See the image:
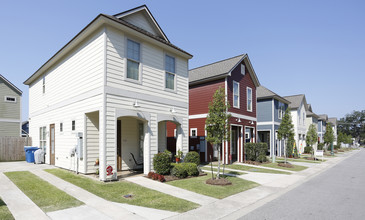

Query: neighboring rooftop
(306, 103), (319, 118)
(328, 117), (337, 125)
(257, 85), (290, 104)
(283, 94), (307, 110)
(0, 74), (22, 95)
(318, 114), (328, 121)
(189, 54), (260, 87)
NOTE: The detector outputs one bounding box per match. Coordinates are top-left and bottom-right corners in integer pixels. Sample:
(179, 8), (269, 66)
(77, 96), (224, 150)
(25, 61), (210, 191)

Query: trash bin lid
(24, 146), (40, 151)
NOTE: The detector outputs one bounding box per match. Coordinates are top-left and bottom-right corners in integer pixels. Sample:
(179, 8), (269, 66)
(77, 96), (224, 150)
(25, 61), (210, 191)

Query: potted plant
(175, 150), (183, 163)
(95, 158), (99, 166)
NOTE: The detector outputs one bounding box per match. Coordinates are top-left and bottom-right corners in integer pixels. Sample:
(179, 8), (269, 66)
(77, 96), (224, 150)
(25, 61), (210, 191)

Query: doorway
(50, 124), (55, 165)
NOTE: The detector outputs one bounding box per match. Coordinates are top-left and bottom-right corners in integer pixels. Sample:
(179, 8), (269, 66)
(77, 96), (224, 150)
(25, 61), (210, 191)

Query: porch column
(143, 121), (151, 174)
(176, 124), (183, 152)
(99, 112), (106, 181)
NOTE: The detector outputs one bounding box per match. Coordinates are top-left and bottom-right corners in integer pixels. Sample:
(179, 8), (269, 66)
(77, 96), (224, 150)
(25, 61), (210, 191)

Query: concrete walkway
(125, 176), (218, 205)
(0, 172), (49, 220)
(233, 162), (297, 173)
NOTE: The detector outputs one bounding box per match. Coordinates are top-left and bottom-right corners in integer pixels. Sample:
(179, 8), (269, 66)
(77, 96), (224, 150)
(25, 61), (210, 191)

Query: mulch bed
(304, 157), (317, 161)
(277, 162), (294, 168)
(206, 178), (232, 186)
(147, 172), (207, 182)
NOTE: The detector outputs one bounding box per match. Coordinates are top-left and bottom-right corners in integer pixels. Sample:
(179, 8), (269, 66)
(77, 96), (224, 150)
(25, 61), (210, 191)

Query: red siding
(227, 62), (257, 118)
(189, 79), (225, 115)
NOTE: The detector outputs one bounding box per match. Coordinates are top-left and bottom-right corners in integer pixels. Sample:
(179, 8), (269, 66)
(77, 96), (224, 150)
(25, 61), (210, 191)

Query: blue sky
(1, 0), (364, 121)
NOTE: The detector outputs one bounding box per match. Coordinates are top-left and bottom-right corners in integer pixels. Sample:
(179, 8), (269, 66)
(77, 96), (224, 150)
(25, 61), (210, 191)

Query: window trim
(4, 96), (17, 103)
(190, 128), (197, 138)
(233, 81), (240, 108)
(278, 102), (284, 119)
(125, 38), (142, 84)
(164, 53), (177, 92)
(39, 126), (47, 151)
(247, 87), (253, 112)
(241, 64), (245, 75)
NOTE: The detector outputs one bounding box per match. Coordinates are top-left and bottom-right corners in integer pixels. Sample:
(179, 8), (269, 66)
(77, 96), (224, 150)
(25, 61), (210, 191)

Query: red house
(187, 54), (260, 164)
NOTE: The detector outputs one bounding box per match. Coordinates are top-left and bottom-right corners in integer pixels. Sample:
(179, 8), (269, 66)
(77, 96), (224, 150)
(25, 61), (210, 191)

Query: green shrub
(304, 146), (312, 154)
(334, 144), (340, 150)
(171, 163), (187, 178)
(184, 152), (200, 165)
(318, 143), (325, 150)
(245, 143), (268, 162)
(184, 163), (199, 176)
(153, 152), (171, 175)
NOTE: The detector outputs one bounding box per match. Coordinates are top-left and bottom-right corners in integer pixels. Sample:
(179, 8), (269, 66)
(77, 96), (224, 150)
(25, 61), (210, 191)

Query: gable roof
(257, 85), (290, 104)
(0, 74), (22, 95)
(114, 5), (169, 42)
(306, 103), (319, 118)
(24, 5), (192, 85)
(283, 94), (308, 111)
(189, 54), (260, 86)
(318, 114), (328, 121)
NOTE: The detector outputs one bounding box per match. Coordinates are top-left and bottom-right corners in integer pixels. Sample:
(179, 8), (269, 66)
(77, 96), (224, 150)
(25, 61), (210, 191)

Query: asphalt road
(240, 149), (365, 220)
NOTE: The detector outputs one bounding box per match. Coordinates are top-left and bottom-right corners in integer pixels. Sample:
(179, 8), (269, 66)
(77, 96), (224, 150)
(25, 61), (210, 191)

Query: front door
(117, 120), (122, 170)
(231, 127), (238, 162)
(50, 124), (55, 165)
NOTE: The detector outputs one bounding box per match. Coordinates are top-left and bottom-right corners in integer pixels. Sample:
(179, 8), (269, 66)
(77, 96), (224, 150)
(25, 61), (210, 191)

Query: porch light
(236, 118), (241, 123)
(170, 107), (176, 114)
(250, 121), (254, 125)
(133, 100), (140, 108)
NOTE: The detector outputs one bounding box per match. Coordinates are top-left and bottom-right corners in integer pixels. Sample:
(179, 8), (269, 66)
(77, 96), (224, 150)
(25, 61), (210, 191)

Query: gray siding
(0, 121), (20, 136)
(257, 124), (272, 131)
(257, 99), (272, 122)
(0, 79), (21, 119)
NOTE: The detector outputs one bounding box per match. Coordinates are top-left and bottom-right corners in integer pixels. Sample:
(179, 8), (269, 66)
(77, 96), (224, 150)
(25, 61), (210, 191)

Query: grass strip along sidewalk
(46, 169), (199, 213)
(5, 171), (83, 212)
(0, 197), (14, 220)
(224, 164), (291, 175)
(261, 163), (308, 172)
(167, 173), (259, 199)
(201, 167), (247, 175)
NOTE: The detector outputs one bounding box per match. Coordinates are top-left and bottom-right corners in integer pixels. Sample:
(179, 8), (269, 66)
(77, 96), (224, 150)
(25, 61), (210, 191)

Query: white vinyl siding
(247, 87), (252, 112)
(233, 81), (239, 108)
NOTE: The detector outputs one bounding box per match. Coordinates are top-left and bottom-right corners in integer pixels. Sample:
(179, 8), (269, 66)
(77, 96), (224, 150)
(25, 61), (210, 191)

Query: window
(190, 128), (197, 138)
(165, 55), (175, 90)
(247, 87), (252, 112)
(233, 81), (239, 108)
(39, 127), (46, 150)
(127, 39), (140, 80)
(4, 96), (16, 103)
(42, 76), (45, 94)
(241, 64), (245, 75)
(72, 120), (75, 131)
(60, 123), (63, 132)
(278, 102), (285, 119)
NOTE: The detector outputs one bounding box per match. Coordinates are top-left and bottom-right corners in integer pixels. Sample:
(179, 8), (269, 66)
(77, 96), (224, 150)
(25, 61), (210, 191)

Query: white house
(283, 94), (308, 154)
(305, 104), (319, 151)
(328, 117), (338, 145)
(24, 5), (192, 181)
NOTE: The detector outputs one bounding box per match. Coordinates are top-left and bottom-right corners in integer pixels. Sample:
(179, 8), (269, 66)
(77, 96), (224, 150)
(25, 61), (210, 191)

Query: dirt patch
(206, 178), (232, 186)
(277, 162), (294, 168)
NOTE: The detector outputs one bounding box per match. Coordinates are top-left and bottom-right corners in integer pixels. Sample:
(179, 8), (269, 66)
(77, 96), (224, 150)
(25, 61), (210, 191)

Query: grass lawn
(275, 158), (323, 163)
(46, 169), (199, 213)
(261, 163), (308, 172)
(5, 171), (83, 212)
(224, 164), (291, 175)
(0, 198), (14, 220)
(201, 167), (247, 175)
(167, 173), (259, 199)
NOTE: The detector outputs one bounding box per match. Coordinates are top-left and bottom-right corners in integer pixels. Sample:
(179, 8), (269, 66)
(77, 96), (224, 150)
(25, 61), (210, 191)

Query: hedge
(245, 143), (268, 162)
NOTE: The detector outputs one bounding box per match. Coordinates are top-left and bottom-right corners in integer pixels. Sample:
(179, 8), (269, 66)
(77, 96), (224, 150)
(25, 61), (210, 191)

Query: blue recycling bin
(24, 146), (40, 163)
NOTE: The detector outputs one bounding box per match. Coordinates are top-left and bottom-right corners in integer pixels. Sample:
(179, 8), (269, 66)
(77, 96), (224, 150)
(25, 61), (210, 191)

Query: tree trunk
(284, 139), (287, 164)
(217, 144), (221, 179)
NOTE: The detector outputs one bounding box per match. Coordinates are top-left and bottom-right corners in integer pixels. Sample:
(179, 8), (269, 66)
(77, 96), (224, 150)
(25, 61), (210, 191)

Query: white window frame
(241, 64), (245, 75)
(4, 96), (17, 103)
(247, 87), (253, 112)
(164, 54), (176, 92)
(125, 38), (142, 83)
(233, 81), (240, 108)
(278, 102), (284, 119)
(39, 126), (47, 150)
(190, 128), (197, 138)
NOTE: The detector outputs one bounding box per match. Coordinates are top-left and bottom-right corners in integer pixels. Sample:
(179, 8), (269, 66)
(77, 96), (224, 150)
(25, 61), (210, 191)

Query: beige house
(0, 74), (22, 137)
(24, 5), (192, 181)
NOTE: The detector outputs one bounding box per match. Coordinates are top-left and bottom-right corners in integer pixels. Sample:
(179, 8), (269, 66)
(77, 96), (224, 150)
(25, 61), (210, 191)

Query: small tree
(324, 123), (335, 153)
(306, 123), (318, 156)
(277, 108), (294, 163)
(205, 87), (231, 179)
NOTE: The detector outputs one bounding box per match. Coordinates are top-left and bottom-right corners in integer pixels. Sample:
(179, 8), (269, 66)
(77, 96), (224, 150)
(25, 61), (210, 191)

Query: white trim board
(0, 118), (21, 123)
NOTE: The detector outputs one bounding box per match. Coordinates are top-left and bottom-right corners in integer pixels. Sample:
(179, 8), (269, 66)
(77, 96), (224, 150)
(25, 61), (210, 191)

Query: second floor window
(127, 39), (140, 80)
(233, 81), (239, 108)
(165, 55), (175, 90)
(247, 87), (252, 112)
(278, 102), (285, 119)
(39, 126), (46, 149)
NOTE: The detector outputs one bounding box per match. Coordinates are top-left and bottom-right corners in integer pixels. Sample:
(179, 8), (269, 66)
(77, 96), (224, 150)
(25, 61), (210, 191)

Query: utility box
(76, 132), (83, 159)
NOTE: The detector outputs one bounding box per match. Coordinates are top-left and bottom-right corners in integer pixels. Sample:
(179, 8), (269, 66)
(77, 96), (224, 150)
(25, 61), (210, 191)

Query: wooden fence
(0, 137), (32, 161)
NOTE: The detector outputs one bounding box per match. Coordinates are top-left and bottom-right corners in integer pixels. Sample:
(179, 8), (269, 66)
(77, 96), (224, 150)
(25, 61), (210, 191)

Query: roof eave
(189, 74), (228, 86)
